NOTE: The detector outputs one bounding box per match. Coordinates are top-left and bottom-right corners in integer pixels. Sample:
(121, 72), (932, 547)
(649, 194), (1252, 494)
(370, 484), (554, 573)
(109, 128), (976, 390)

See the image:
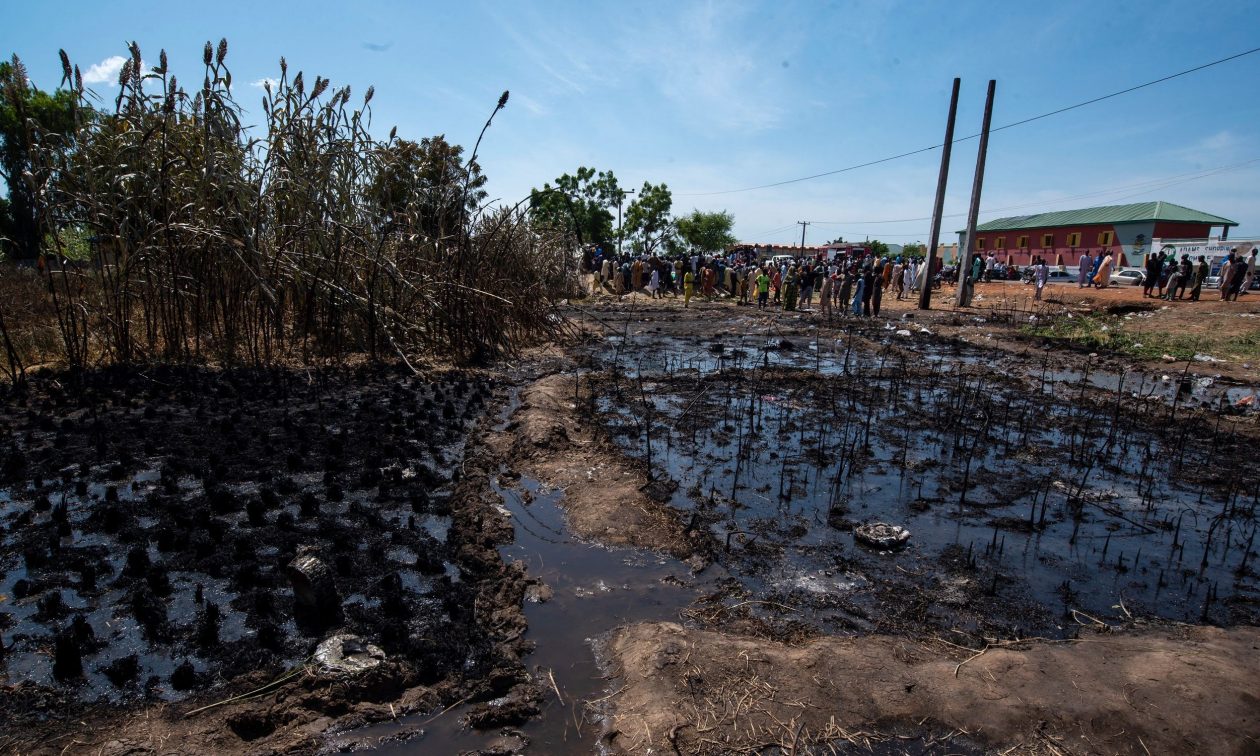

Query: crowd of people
(1140, 248), (1256, 302)
(588, 248), (939, 316)
(584, 244), (1259, 312)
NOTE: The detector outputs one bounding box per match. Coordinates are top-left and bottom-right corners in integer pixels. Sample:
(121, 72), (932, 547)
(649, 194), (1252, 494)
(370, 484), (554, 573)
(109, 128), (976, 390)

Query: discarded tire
(313, 633), (386, 677)
(853, 522), (910, 550)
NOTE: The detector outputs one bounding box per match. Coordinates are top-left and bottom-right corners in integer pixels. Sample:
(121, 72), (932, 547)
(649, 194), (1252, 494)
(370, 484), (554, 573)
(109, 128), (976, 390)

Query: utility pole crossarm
(798, 221), (810, 250)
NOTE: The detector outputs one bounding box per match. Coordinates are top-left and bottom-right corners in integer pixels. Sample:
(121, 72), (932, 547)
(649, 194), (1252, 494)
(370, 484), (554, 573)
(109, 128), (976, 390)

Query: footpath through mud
(1, 297), (1258, 754)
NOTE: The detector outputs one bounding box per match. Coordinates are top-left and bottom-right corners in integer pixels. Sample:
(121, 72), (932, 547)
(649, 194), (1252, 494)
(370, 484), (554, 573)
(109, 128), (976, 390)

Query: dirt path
(603, 621), (1260, 755)
(488, 369), (707, 561)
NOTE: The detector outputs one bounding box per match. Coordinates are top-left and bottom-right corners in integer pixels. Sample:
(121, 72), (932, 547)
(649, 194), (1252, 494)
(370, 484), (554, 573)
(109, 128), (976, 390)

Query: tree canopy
(675, 210), (736, 255)
(370, 135), (486, 242)
(529, 166), (620, 250)
(0, 59), (80, 259)
(624, 181), (673, 255)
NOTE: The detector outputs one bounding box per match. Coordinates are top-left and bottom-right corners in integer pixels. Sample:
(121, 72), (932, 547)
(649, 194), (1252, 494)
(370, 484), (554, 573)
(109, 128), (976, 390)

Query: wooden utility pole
(797, 221), (810, 250)
(958, 80), (997, 307)
(919, 78), (961, 310)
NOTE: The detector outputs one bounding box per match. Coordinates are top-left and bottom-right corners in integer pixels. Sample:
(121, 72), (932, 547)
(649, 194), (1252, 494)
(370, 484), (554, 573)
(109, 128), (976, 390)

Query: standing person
(601, 257), (613, 288)
(613, 265), (625, 297)
(1189, 255), (1208, 301)
(861, 266), (876, 317)
(850, 270), (865, 316)
(819, 272), (834, 317)
(904, 260), (916, 295)
(891, 260), (905, 300)
(683, 269), (695, 308)
(914, 258), (929, 293)
(1218, 255), (1234, 301)
(838, 270), (854, 316)
(772, 269), (782, 305)
(783, 268), (800, 311)
(1227, 253), (1249, 301)
(647, 268), (661, 299)
(631, 258), (644, 292)
(1162, 262), (1182, 301)
(755, 268), (770, 310)
(1077, 250), (1093, 288)
(1158, 259), (1176, 298)
(800, 265), (814, 310)
(1143, 253), (1162, 298)
(1033, 256), (1048, 301)
(1173, 255), (1192, 300)
(1244, 249), (1258, 295)
(882, 258), (893, 290)
(871, 268), (884, 316)
(1093, 252), (1113, 289)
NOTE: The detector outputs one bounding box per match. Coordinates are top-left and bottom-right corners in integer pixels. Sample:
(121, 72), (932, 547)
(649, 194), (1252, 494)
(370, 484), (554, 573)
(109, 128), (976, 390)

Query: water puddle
(347, 472), (716, 754)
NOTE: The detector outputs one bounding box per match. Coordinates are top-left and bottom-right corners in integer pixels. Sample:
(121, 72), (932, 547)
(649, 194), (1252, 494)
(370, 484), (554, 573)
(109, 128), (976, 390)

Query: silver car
(1109, 268), (1145, 286)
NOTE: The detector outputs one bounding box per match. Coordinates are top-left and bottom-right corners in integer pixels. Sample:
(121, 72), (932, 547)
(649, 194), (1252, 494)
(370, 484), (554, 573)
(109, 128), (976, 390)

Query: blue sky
(5, 0), (1259, 246)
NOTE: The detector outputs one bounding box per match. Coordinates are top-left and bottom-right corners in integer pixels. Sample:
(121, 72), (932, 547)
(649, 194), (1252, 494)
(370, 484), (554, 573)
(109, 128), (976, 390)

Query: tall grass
(2, 40), (571, 377)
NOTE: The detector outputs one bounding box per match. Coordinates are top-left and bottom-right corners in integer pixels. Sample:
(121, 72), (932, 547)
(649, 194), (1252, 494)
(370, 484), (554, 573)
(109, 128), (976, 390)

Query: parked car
(1046, 270), (1074, 283)
(1110, 268), (1145, 286)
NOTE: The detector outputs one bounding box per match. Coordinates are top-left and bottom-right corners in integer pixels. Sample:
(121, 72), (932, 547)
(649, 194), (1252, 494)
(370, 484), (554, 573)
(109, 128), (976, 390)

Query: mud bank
(486, 368), (707, 561)
(603, 621), (1260, 755)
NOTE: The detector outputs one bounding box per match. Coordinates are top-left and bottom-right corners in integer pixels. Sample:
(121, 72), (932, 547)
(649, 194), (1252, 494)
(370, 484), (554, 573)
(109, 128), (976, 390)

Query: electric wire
(804, 158), (1259, 226)
(677, 46), (1260, 197)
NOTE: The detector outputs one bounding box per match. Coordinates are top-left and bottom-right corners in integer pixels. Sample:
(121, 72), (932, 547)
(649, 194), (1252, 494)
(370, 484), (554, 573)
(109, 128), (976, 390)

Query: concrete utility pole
(919, 78), (961, 310)
(798, 221), (810, 250)
(958, 79), (997, 308)
(617, 188), (636, 257)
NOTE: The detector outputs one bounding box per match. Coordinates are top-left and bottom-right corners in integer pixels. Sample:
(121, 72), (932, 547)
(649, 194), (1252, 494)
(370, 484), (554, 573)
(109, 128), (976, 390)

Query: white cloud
(251, 77), (280, 90)
(81, 55), (128, 86)
(512, 92), (548, 116)
(618, 4), (798, 134)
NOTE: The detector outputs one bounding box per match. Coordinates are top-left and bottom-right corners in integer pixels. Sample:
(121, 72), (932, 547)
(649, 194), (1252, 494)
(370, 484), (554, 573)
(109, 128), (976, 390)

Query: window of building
(1067, 232), (1081, 247)
(1016, 235), (1028, 249)
(994, 237), (1006, 249)
(975, 237), (985, 250)
(1042, 233), (1055, 248)
(1097, 231), (1114, 246)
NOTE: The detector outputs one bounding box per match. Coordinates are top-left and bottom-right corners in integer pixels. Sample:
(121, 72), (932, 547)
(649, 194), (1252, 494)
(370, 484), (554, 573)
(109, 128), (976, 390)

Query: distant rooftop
(968, 201), (1237, 233)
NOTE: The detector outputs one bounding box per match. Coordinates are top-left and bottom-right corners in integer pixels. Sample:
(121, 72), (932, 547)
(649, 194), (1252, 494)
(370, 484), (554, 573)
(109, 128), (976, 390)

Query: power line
(803, 157), (1259, 226)
(677, 46), (1260, 198)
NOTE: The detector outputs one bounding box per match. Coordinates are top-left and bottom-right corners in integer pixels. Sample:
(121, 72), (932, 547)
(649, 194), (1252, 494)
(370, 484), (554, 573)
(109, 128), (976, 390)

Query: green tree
(371, 135), (486, 242)
(624, 181), (673, 255)
(529, 166), (620, 249)
(675, 209), (736, 255)
(0, 59), (79, 259)
(901, 242), (925, 258)
(867, 239), (890, 257)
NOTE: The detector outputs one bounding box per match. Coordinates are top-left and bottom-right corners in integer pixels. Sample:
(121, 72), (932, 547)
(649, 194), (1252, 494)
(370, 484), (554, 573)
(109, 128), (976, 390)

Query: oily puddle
(591, 336), (1258, 638)
(343, 473), (721, 755)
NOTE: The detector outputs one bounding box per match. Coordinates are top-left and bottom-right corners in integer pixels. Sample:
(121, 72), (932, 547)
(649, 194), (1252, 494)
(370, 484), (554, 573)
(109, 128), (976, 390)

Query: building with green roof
(955, 201), (1237, 267)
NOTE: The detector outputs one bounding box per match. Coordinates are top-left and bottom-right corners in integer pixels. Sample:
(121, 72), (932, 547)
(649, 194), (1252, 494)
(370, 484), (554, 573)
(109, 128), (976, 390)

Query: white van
(771, 254), (795, 268)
